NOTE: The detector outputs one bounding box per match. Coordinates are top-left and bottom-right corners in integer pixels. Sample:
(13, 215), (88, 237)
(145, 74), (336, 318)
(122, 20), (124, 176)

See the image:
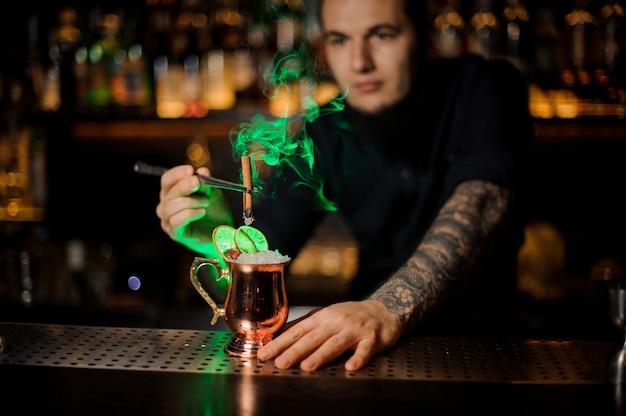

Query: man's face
(320, 0), (417, 114)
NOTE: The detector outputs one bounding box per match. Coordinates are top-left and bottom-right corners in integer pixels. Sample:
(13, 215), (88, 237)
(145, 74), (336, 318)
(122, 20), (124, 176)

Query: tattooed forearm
(368, 180), (511, 331)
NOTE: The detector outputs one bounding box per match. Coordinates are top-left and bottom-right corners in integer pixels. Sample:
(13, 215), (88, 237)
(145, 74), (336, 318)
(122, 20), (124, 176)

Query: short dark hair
(316, 0), (427, 35)
(315, 0), (427, 51)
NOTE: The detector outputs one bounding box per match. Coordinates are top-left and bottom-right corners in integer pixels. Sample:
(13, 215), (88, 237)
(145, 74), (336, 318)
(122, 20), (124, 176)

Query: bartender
(156, 0), (534, 372)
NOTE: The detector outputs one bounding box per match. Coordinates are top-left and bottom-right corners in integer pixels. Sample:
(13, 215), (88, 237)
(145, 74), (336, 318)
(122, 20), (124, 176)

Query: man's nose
(351, 41), (374, 73)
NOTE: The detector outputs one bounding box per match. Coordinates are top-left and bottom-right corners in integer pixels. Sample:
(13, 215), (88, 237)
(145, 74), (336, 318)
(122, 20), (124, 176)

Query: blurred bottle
(24, 17), (47, 210)
(25, 15), (44, 113)
(532, 7), (563, 91)
(502, 0), (532, 75)
(249, 1), (276, 105)
(0, 78), (36, 217)
(232, 1), (267, 107)
(73, 9), (96, 111)
(29, 125), (46, 210)
(150, 0), (187, 118)
(429, 0), (467, 58)
(203, 48), (237, 111)
(0, 226), (40, 306)
(120, 9), (152, 110)
(179, 0), (210, 117)
(0, 12), (45, 220)
(81, 11), (126, 109)
(0, 80), (23, 209)
(212, 0), (246, 50)
(145, 0), (176, 58)
(66, 239), (86, 304)
(266, 0), (310, 117)
(468, 0), (502, 59)
(41, 7), (81, 112)
(561, 0), (597, 101)
(273, 0), (304, 53)
(202, 0), (255, 110)
(595, 0), (626, 104)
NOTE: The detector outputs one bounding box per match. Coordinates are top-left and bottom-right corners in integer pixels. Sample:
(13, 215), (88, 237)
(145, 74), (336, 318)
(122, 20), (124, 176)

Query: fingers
(257, 301), (403, 372)
(297, 325), (379, 372)
(161, 165), (202, 200)
(257, 317), (321, 367)
(262, 323), (373, 372)
(257, 319), (311, 361)
(298, 331), (361, 372)
(159, 165), (195, 194)
(156, 164), (232, 255)
(167, 204), (209, 241)
(263, 328), (344, 372)
(196, 166), (210, 177)
(256, 307), (371, 372)
(156, 165), (207, 237)
(344, 338), (376, 372)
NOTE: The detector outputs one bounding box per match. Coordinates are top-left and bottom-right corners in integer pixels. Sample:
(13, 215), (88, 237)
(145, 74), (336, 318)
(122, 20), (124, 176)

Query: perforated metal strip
(0, 322), (613, 383)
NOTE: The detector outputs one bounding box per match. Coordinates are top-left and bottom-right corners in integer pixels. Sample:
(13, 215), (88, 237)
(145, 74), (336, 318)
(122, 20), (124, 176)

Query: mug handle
(189, 257), (228, 325)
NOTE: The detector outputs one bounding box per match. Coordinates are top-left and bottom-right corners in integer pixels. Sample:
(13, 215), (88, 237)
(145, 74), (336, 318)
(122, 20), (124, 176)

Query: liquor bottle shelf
(67, 116), (626, 142)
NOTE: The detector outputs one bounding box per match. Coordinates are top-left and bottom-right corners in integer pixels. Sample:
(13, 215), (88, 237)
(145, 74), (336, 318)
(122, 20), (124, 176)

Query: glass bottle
(532, 6), (563, 91)
(561, 0), (597, 101)
(429, 0), (467, 58)
(264, 0), (309, 117)
(25, 15), (43, 113)
(41, 7), (81, 112)
(595, 0), (625, 104)
(82, 11), (125, 109)
(1, 77), (33, 217)
(146, 0), (182, 117)
(468, 0), (501, 59)
(231, 1), (265, 106)
(502, 0), (531, 74)
(145, 0), (176, 61)
(180, 0), (210, 117)
(121, 8), (152, 110)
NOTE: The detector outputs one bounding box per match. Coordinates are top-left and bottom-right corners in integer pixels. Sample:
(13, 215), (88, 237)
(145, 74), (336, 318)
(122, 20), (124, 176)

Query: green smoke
(229, 42), (345, 211)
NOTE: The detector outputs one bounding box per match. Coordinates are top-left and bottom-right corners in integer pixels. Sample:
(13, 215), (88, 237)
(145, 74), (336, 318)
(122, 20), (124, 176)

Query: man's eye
(328, 36), (346, 45)
(374, 32), (392, 40)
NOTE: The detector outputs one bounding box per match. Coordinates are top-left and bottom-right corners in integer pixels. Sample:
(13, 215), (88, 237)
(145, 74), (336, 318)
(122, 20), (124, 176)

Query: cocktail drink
(189, 226), (290, 357)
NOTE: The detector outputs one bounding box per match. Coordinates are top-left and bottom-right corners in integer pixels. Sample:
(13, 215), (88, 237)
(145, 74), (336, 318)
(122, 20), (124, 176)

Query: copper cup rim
(226, 258), (290, 273)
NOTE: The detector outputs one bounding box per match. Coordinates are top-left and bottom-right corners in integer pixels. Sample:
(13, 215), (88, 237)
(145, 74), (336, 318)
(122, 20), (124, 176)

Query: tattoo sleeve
(368, 179), (512, 332)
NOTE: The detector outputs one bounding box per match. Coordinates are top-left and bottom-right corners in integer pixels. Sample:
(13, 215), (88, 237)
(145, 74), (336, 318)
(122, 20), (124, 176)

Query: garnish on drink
(213, 224), (268, 260)
(213, 225), (239, 261)
(212, 224), (289, 264)
(235, 225), (268, 253)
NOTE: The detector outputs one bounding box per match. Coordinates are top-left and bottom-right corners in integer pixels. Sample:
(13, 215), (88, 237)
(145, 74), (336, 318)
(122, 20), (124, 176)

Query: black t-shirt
(252, 55), (534, 336)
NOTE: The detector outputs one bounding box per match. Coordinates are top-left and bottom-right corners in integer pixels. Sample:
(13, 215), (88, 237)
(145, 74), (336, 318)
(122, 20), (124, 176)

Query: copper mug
(190, 256), (289, 357)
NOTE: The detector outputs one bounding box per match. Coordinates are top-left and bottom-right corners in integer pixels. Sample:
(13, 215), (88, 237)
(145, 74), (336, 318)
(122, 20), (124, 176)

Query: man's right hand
(156, 165), (234, 256)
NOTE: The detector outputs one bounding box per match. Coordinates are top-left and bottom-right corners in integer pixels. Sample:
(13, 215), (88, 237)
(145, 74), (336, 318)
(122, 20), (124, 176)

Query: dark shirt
(253, 55), (534, 336)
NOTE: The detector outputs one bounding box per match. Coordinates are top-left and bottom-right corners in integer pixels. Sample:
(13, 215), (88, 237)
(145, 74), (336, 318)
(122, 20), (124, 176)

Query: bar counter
(1, 320), (624, 415)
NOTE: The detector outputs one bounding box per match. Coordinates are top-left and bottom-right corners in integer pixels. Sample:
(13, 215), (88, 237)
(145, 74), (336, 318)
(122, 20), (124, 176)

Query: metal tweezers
(134, 161), (252, 194)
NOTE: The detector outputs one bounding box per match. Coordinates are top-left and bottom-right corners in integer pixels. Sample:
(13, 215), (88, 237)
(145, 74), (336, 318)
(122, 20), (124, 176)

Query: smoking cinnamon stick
(241, 155), (254, 225)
